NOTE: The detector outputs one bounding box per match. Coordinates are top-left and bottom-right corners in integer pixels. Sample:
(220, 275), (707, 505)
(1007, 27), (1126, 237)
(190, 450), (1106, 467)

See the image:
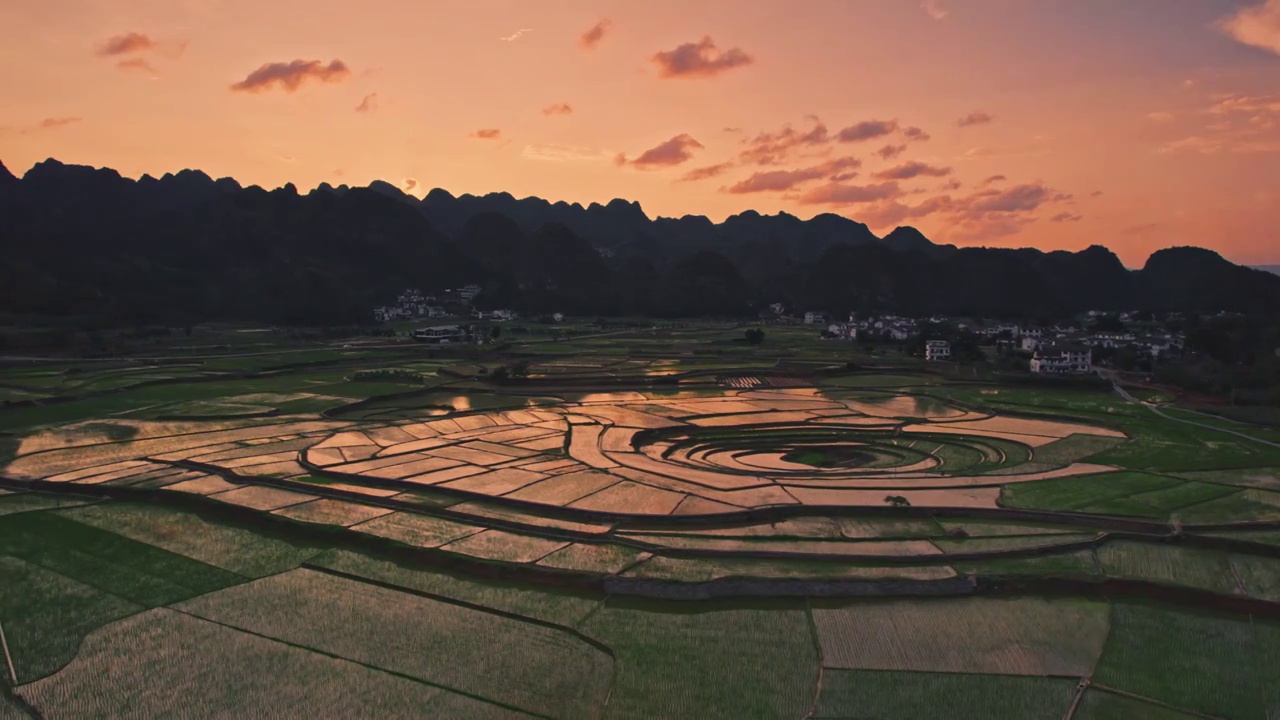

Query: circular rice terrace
(3, 384), (1150, 582)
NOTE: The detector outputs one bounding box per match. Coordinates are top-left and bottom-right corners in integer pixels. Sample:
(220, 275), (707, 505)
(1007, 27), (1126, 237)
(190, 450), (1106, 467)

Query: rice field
(813, 670), (1078, 720)
(176, 569), (611, 719)
(1092, 604), (1265, 720)
(18, 609), (458, 719)
(812, 597), (1109, 676)
(1096, 541), (1241, 595)
(582, 601), (817, 720)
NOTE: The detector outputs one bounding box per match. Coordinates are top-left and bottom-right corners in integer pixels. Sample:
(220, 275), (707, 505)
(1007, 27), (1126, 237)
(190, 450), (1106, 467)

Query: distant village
(372, 289), (1187, 374)
(774, 305), (1187, 376)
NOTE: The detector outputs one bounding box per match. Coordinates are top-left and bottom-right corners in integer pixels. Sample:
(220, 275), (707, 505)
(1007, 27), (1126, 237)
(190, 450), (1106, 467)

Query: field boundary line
(802, 598), (825, 720)
(166, 606), (557, 720)
(1061, 677), (1090, 720)
(1088, 682), (1225, 719)
(0, 620), (17, 686)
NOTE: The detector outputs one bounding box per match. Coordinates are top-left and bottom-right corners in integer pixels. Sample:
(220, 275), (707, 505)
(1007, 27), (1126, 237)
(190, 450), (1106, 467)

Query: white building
(804, 311), (826, 325)
(412, 325), (467, 344)
(826, 323), (857, 340)
(769, 302), (786, 316)
(457, 284), (482, 302)
(1031, 343), (1093, 374)
(1020, 336), (1042, 352)
(925, 340), (951, 362)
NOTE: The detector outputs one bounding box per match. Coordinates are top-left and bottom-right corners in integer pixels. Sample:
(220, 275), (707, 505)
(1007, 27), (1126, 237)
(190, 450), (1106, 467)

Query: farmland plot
(1092, 603), (1264, 720)
(59, 502), (324, 577)
(0, 556), (141, 683)
(18, 608), (455, 718)
(1097, 541), (1240, 595)
(349, 512), (484, 548)
(814, 669), (1077, 720)
(176, 569), (611, 719)
(583, 602), (816, 720)
(812, 597), (1109, 676)
(307, 550), (601, 626)
(1072, 690), (1202, 720)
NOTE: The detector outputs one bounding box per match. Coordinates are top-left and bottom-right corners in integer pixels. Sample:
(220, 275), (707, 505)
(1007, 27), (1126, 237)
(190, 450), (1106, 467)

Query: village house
(804, 311), (826, 325)
(1030, 343), (1093, 374)
(925, 340), (951, 361)
(825, 323), (857, 340)
(412, 325), (468, 344)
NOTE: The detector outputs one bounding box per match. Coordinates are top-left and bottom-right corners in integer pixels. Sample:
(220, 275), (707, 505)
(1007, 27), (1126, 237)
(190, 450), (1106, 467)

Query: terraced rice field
(5, 351), (1280, 719)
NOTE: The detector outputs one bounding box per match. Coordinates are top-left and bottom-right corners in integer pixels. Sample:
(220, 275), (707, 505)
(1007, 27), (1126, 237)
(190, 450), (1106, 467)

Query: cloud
(1122, 222), (1163, 236)
(502, 28), (534, 42)
(97, 32), (155, 56)
(980, 174), (1007, 186)
(1147, 111), (1174, 123)
(470, 128), (502, 140)
(957, 110), (994, 127)
(939, 179), (963, 191)
(651, 36), (753, 79)
(1156, 93), (1280, 154)
(723, 126), (743, 133)
(277, 155), (296, 162)
(856, 194), (955, 228)
(902, 126), (931, 142)
(837, 119), (899, 143)
(542, 102), (573, 116)
(1090, 190), (1103, 197)
(230, 59), (350, 93)
(723, 157), (862, 194)
(965, 183), (1053, 213)
(355, 93), (378, 113)
(678, 162), (736, 182)
(1217, 0), (1280, 56)
(922, 0), (949, 20)
(522, 144), (612, 162)
(617, 134), (704, 169)
(739, 119), (831, 165)
(116, 58), (157, 74)
(872, 161), (952, 180)
(36, 117), (81, 130)
(797, 181), (902, 206)
(334, 168), (345, 177)
(403, 178), (417, 191)
(876, 144), (907, 160)
(1050, 212), (1083, 223)
(580, 19), (612, 50)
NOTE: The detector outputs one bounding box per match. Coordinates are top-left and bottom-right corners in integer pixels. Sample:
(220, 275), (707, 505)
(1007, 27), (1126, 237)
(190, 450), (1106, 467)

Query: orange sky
(3, 0), (1280, 265)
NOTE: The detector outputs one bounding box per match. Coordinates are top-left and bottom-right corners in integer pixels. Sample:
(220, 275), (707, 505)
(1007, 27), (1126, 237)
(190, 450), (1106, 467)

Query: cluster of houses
(786, 306), (1185, 375)
(372, 287), (525, 325)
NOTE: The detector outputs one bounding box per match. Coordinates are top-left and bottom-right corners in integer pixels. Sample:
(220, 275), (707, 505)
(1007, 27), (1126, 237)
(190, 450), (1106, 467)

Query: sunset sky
(3, 0), (1279, 265)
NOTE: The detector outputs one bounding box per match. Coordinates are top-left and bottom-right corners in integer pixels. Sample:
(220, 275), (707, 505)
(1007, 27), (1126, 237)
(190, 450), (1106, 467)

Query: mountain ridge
(3, 158), (1278, 325)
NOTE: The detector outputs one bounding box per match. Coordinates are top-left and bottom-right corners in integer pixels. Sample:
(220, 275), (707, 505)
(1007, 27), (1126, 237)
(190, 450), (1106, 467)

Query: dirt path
(1110, 379), (1280, 450)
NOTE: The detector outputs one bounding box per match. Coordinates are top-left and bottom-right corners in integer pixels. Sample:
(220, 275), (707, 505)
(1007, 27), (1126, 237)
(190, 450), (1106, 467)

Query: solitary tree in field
(884, 495), (911, 507)
(745, 328), (765, 345)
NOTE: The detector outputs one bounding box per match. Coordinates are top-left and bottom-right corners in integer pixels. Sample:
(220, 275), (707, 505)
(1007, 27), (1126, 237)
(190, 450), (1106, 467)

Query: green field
(3, 323), (1279, 718)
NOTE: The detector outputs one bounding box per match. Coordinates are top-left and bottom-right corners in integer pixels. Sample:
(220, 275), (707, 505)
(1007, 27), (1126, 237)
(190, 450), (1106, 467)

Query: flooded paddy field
(4, 324), (1280, 718)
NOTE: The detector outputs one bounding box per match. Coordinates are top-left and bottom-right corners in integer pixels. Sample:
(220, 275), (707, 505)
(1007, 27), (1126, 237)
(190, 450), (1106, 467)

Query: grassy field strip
(812, 597), (1109, 677)
(1083, 684), (1224, 719)
(174, 569), (611, 719)
(811, 669), (1078, 720)
(17, 608), (508, 719)
(803, 599), (825, 720)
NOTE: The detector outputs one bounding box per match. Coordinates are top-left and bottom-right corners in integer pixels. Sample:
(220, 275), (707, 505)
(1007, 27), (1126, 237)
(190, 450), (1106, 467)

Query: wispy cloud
(1147, 111), (1174, 123)
(116, 57), (157, 75)
(403, 178), (417, 191)
(1217, 0), (1280, 56)
(797, 181), (902, 206)
(651, 36), (753, 79)
(872, 161), (952, 180)
(541, 102), (573, 116)
(902, 126), (931, 142)
(470, 128), (502, 140)
(957, 110), (994, 127)
(678, 162), (736, 182)
(739, 119), (831, 165)
(97, 32), (155, 56)
(33, 117), (82, 131)
(580, 19), (612, 50)
(1050, 212), (1083, 223)
(837, 119), (899, 143)
(723, 157), (862, 194)
(522, 144), (613, 162)
(502, 28), (534, 42)
(922, 0), (949, 20)
(877, 144), (907, 160)
(355, 93), (378, 113)
(981, 175), (1006, 186)
(230, 59), (350, 93)
(616, 134), (704, 169)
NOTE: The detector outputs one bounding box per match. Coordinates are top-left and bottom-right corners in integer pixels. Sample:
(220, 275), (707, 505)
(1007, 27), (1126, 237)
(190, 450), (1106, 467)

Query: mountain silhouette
(3, 158), (1278, 325)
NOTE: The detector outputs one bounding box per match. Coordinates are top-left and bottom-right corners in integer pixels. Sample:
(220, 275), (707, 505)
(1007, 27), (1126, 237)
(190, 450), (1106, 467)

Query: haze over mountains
(4, 159), (1280, 326)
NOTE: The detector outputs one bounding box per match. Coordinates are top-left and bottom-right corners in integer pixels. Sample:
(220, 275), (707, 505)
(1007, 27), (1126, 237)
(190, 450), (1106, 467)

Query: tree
(490, 325), (501, 340)
(744, 328), (765, 345)
(884, 495), (911, 507)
